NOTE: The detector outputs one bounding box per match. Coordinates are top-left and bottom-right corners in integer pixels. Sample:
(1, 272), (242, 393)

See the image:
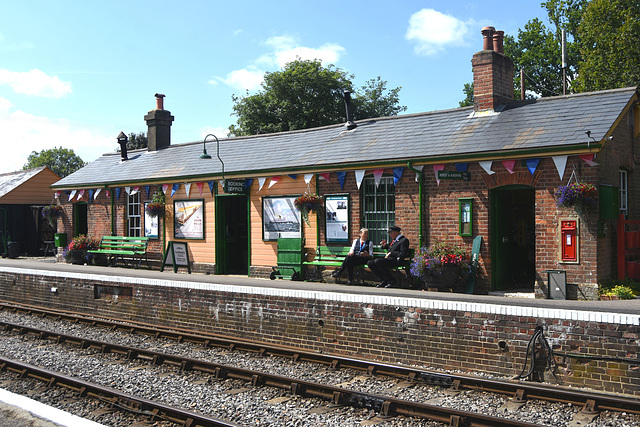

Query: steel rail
(0, 355), (241, 427)
(2, 301), (639, 417)
(1, 320), (541, 427)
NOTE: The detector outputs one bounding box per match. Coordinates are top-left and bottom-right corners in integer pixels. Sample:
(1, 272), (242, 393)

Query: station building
(51, 27), (640, 299)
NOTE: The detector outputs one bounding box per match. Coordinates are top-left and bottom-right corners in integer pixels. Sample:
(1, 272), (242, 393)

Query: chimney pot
(155, 93), (165, 110)
(493, 30), (504, 54)
(481, 26), (495, 51)
(117, 131), (128, 161)
(343, 90), (357, 130)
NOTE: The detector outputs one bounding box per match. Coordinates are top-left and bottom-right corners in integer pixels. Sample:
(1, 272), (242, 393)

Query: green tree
(229, 59), (406, 136)
(23, 147), (86, 178)
(127, 132), (147, 150)
(575, 0), (640, 91)
(459, 83), (474, 107)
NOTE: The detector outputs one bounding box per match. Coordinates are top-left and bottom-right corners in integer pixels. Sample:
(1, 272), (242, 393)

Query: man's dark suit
(367, 235), (410, 287)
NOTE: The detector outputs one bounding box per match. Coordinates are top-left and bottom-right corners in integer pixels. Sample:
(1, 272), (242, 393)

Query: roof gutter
(50, 143), (603, 190)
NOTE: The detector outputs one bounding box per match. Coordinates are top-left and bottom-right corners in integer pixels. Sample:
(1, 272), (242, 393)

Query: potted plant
(294, 193), (323, 226)
(555, 181), (597, 213)
(410, 241), (472, 292)
(42, 204), (64, 228)
(64, 234), (99, 265)
(145, 189), (165, 218)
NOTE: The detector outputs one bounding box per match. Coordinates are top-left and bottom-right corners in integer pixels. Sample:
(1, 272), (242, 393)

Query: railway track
(0, 301), (638, 426)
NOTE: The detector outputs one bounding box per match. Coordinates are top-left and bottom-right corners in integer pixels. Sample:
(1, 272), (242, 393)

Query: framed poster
(143, 202), (159, 239)
(174, 199), (204, 239)
(325, 194), (349, 243)
(262, 196), (301, 241)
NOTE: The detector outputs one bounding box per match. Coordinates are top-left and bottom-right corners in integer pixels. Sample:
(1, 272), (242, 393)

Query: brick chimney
(472, 27), (514, 112)
(145, 93), (174, 151)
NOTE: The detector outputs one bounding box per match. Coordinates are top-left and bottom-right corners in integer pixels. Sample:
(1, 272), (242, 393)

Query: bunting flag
(258, 177), (266, 191)
(336, 171), (346, 189)
(245, 178), (253, 189)
(196, 182), (203, 196)
(579, 153), (598, 166)
(525, 158), (540, 175)
(208, 181), (215, 195)
(355, 170), (366, 189)
(552, 156), (568, 180)
(77, 189), (85, 200)
(304, 173), (314, 184)
(184, 182), (192, 197)
(288, 174), (297, 180)
(88, 189), (94, 201)
(455, 163), (468, 172)
(131, 186), (139, 195)
(413, 165), (424, 182)
(54, 191), (60, 199)
(393, 167), (404, 185)
(162, 184), (169, 194)
(268, 176), (281, 188)
(171, 183), (179, 197)
(124, 186), (131, 195)
(319, 173), (331, 182)
(94, 188), (102, 200)
(502, 160), (516, 174)
(115, 187), (121, 200)
(433, 164), (445, 185)
(372, 169), (384, 188)
(479, 161), (495, 175)
(69, 190), (77, 200)
(105, 189), (111, 198)
(145, 186), (150, 198)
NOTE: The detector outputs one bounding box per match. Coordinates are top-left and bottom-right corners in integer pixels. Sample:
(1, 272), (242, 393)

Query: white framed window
(128, 192), (141, 237)
(620, 169), (628, 215)
(362, 176), (395, 246)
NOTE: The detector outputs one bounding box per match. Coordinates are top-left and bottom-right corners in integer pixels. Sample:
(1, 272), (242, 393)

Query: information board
(161, 241), (191, 273)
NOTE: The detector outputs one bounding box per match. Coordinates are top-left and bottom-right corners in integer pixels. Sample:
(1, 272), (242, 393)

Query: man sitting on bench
(332, 228), (373, 285)
(368, 225), (410, 288)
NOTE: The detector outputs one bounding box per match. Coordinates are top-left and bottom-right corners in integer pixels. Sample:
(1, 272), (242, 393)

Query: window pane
(362, 176), (395, 245)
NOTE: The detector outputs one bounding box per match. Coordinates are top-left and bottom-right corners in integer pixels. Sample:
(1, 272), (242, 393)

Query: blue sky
(0, 1), (550, 175)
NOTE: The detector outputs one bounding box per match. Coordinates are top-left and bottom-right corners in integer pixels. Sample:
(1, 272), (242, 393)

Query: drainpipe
(407, 161), (424, 247)
(110, 187), (115, 236)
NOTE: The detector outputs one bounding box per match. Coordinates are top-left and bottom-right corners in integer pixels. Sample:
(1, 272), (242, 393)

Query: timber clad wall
(0, 270), (637, 396)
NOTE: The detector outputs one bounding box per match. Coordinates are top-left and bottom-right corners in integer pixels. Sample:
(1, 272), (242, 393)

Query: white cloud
(406, 9), (470, 56)
(211, 35), (346, 92)
(200, 126), (232, 140)
(0, 69), (72, 98)
(0, 97), (111, 174)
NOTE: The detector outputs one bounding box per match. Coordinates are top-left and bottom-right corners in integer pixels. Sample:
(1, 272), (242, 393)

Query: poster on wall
(174, 199), (204, 239)
(325, 195), (349, 243)
(262, 196), (301, 241)
(143, 202), (159, 239)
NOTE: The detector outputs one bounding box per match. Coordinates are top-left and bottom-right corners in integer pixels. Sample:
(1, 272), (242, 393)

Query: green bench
(303, 246), (414, 285)
(87, 236), (150, 268)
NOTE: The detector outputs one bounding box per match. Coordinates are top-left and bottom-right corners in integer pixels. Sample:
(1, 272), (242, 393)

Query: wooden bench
(87, 236), (150, 268)
(303, 246), (414, 285)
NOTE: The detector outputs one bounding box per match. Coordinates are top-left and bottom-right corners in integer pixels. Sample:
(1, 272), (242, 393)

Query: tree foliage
(23, 146), (86, 178)
(229, 59), (406, 136)
(575, 0), (640, 91)
(126, 132), (147, 150)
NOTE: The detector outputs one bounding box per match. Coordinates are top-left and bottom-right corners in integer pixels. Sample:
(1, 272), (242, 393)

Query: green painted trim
(110, 191), (115, 236)
(50, 144), (603, 190)
(407, 161), (424, 247)
(246, 193), (251, 277)
(315, 174), (320, 248)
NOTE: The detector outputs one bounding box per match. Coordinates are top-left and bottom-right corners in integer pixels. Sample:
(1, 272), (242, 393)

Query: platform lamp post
(200, 133), (225, 188)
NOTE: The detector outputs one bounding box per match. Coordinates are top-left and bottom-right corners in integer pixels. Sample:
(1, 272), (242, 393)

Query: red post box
(561, 220), (577, 262)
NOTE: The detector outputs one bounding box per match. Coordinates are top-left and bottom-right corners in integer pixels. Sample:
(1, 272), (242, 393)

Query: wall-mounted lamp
(585, 130), (613, 148)
(200, 134), (224, 180)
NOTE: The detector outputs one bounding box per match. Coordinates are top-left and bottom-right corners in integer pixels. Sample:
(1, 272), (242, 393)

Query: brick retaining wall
(0, 269), (637, 396)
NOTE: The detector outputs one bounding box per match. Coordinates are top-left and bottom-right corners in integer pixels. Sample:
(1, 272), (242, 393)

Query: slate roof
(53, 86), (638, 189)
(0, 167), (47, 199)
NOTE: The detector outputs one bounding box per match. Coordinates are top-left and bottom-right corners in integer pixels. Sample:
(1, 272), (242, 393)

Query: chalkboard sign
(161, 241), (191, 273)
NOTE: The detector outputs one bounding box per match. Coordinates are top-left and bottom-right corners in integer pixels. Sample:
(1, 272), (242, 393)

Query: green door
(215, 195), (249, 275)
(490, 186), (535, 291)
(73, 203), (88, 237)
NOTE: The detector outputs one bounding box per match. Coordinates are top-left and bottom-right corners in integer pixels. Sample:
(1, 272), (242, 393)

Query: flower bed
(410, 241), (472, 292)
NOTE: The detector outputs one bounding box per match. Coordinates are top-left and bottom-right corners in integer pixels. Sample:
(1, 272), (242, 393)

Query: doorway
(490, 186), (535, 291)
(215, 195), (249, 275)
(73, 203), (88, 237)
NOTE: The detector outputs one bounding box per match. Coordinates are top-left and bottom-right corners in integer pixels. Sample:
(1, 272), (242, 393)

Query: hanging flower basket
(145, 189), (165, 218)
(42, 204), (64, 228)
(294, 193), (323, 226)
(555, 181), (597, 212)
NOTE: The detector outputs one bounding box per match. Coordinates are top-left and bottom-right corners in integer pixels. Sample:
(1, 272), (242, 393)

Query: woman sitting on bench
(332, 228), (373, 285)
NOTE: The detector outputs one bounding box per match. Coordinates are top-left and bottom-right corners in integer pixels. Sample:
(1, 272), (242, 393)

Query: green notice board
(161, 241), (191, 273)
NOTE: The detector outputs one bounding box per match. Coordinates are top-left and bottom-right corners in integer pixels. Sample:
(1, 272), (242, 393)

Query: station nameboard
(224, 179), (247, 194)
(437, 171), (471, 181)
